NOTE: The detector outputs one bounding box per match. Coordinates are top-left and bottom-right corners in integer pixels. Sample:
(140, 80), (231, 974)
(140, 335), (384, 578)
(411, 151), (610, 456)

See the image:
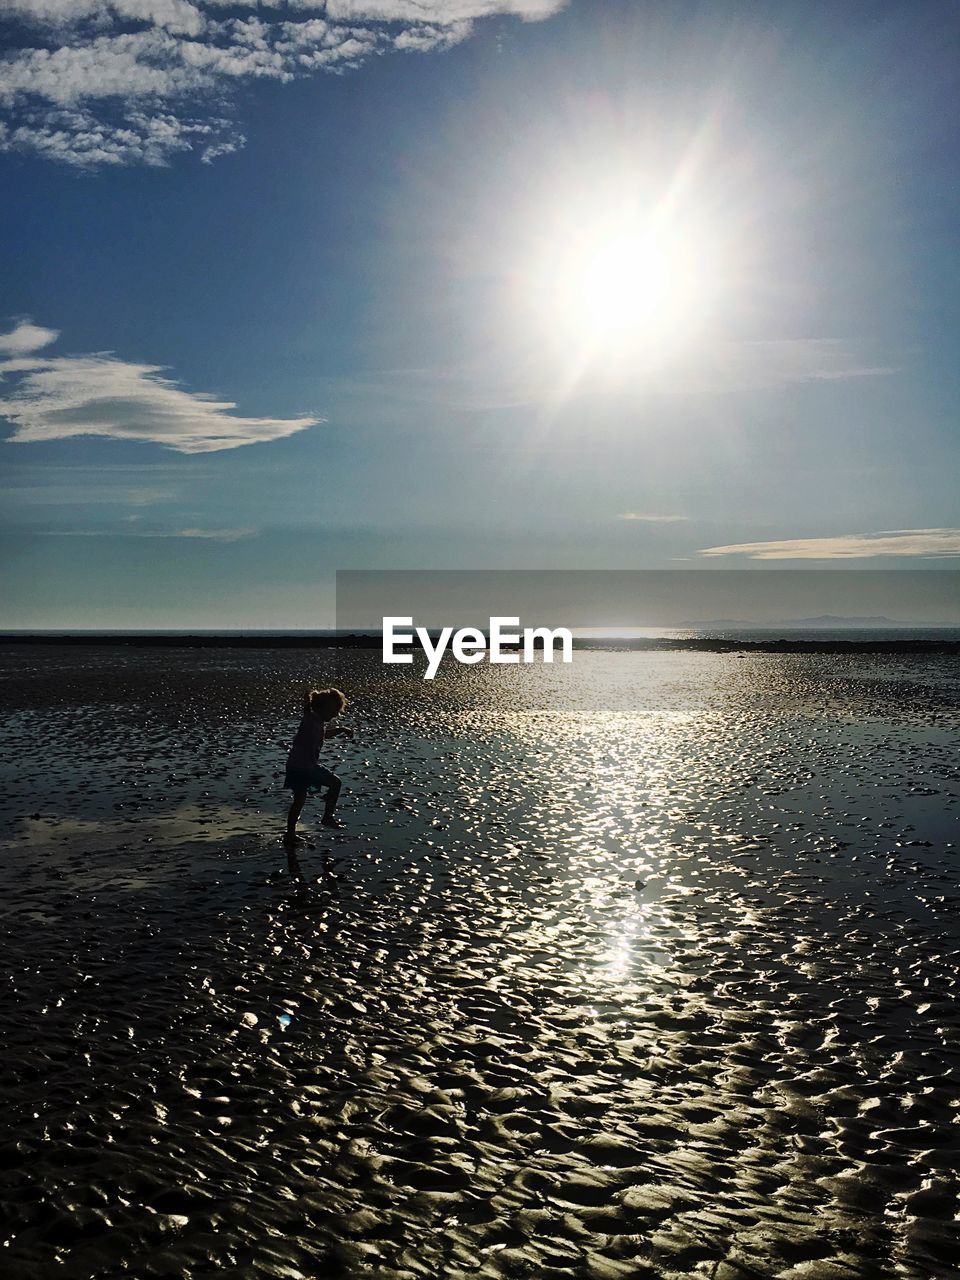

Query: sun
(563, 222), (696, 338)
(521, 198), (716, 368)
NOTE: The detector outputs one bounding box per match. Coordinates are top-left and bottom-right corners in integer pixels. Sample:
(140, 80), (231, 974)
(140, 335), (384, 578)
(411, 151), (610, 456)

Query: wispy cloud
(619, 512), (690, 523)
(699, 529), (960, 560)
(0, 1), (566, 166)
(0, 320), (321, 453)
(671, 339), (897, 393)
(40, 524), (257, 538)
(314, 337), (895, 420)
(2, 482), (173, 504)
(323, 2), (562, 17)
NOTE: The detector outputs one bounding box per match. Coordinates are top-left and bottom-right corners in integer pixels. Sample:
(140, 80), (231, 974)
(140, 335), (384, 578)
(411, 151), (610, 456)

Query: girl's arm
(326, 721), (354, 739)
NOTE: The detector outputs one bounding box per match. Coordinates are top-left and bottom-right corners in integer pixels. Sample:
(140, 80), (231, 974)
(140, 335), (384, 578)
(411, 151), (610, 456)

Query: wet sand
(1, 645), (958, 1278)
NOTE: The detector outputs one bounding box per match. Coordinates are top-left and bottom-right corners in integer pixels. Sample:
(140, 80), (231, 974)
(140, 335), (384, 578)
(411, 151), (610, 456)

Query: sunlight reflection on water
(0, 647), (958, 1277)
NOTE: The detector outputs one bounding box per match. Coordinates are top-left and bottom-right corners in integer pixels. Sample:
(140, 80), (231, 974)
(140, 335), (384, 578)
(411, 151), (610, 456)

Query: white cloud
(0, 106), (242, 166)
(166, 525), (253, 538)
(0, 0), (566, 166)
(0, 320), (59, 354)
(699, 530), (960, 560)
(3, 0), (208, 36)
(619, 512), (689, 523)
(323, 0), (560, 20)
(0, 321), (321, 453)
(0, 32), (206, 105)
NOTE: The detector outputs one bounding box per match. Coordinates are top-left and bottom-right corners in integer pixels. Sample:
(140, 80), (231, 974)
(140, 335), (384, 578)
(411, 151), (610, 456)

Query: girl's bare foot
(321, 815), (345, 829)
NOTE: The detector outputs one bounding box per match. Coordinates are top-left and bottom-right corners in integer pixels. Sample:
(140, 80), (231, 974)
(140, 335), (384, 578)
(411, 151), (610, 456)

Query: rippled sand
(1, 646), (958, 1278)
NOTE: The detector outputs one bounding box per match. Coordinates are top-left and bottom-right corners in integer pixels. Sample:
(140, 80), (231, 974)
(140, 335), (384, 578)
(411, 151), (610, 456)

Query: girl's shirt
(287, 714), (325, 770)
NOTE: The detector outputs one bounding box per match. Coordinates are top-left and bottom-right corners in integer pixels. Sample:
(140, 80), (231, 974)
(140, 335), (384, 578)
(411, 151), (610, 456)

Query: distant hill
(684, 615), (927, 629)
(782, 615), (909, 628)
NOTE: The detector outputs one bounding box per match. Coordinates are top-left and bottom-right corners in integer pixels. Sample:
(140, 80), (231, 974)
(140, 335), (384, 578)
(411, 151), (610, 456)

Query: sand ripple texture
(1, 646), (959, 1279)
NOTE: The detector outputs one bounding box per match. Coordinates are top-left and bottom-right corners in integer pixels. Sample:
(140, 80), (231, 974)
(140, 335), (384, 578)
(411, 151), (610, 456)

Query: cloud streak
(0, 0), (566, 166)
(317, 336), (895, 420)
(699, 530), (960, 560)
(2, 482), (172, 504)
(0, 320), (321, 453)
(671, 339), (897, 393)
(39, 524), (257, 538)
(619, 512), (690, 523)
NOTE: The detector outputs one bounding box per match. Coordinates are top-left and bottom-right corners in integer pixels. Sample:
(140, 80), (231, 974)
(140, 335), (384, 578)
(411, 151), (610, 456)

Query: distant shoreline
(1, 633), (958, 655)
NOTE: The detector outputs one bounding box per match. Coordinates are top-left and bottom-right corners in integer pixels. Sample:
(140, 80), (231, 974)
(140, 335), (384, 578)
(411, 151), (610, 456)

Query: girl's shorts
(284, 764), (340, 793)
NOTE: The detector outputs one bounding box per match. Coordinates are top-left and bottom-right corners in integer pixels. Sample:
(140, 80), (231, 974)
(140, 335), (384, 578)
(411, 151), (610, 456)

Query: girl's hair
(304, 687), (348, 718)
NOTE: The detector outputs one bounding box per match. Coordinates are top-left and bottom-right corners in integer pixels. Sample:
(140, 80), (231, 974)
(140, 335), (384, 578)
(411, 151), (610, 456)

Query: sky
(1, 0), (958, 628)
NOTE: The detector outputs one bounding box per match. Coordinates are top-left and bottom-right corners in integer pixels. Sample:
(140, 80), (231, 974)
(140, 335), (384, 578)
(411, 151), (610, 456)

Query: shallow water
(1, 646), (958, 1278)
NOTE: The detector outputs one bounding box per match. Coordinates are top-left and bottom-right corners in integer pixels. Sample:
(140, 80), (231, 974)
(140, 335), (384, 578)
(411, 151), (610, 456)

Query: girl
(284, 687), (353, 843)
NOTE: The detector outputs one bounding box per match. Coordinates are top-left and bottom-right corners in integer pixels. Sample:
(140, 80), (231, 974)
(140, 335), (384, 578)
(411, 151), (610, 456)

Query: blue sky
(1, 0), (958, 627)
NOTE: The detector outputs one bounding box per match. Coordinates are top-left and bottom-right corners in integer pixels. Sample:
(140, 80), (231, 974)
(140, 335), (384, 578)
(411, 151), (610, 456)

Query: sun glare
(563, 221), (698, 340)
(521, 191), (720, 374)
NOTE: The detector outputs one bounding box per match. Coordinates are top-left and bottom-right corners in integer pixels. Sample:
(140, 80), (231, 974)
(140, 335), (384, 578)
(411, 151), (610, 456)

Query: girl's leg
(286, 788), (308, 841)
(322, 773), (342, 824)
